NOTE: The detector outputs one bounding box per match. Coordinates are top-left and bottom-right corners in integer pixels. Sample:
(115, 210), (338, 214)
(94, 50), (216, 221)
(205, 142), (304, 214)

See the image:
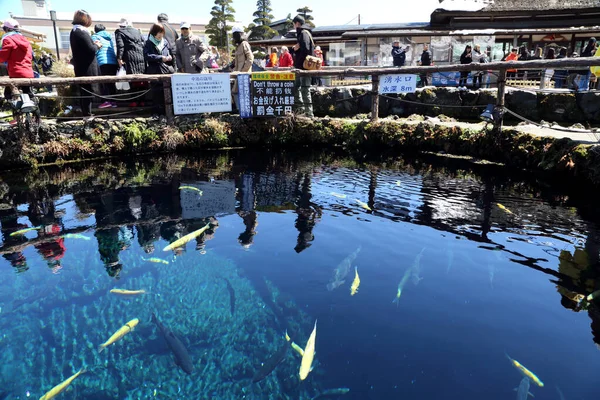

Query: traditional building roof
(432, 0), (600, 28)
(480, 0), (599, 11)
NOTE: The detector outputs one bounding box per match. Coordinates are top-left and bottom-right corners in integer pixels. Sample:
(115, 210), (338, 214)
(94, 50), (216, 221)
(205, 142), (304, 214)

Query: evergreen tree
(206, 0), (236, 47)
(249, 0), (276, 40)
(280, 13), (294, 36)
(296, 6), (315, 28)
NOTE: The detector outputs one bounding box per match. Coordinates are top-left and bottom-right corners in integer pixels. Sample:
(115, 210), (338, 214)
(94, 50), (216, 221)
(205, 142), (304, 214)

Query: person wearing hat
(0, 18), (34, 100)
(175, 22), (208, 73)
(230, 26), (253, 109)
(115, 18), (145, 77)
(157, 13), (178, 70)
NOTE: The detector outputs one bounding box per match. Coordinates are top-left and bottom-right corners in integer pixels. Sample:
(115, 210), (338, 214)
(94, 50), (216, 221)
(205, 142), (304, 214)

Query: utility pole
(358, 14), (360, 25)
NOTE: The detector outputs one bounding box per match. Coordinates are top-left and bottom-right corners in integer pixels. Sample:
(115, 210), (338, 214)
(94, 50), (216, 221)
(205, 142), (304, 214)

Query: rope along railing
(1, 58), (600, 128)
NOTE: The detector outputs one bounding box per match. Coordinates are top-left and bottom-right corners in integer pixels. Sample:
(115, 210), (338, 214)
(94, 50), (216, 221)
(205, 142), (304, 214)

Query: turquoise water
(0, 151), (598, 399)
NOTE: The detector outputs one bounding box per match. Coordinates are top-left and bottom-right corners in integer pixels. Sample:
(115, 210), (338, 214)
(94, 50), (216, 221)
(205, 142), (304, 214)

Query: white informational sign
(380, 74), (418, 94)
(171, 73), (232, 115)
(180, 181), (236, 219)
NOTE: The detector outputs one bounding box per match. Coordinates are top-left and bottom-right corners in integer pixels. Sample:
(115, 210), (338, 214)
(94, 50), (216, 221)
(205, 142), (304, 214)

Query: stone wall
(311, 86), (600, 123)
(1, 115), (600, 186)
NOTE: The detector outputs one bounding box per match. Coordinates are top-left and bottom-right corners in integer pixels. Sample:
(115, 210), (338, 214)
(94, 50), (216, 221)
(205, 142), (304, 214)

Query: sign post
(379, 74), (418, 94)
(171, 73), (232, 115)
(237, 74), (252, 118)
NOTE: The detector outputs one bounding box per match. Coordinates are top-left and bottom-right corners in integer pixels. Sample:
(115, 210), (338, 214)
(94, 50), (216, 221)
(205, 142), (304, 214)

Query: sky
(0, 0), (441, 27)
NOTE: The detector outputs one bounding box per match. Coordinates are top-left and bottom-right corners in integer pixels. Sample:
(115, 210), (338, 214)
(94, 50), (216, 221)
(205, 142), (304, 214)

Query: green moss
(122, 122), (159, 150)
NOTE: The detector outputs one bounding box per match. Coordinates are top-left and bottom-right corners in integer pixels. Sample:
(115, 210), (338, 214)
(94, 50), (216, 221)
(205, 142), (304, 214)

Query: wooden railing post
(494, 69), (507, 134)
(163, 79), (174, 124)
(371, 75), (380, 122)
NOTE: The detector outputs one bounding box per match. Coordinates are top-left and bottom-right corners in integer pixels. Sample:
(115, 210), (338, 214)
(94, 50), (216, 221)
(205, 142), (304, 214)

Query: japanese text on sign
(251, 72), (295, 81)
(237, 74), (252, 119)
(380, 74), (417, 94)
(171, 73), (232, 115)
(250, 73), (296, 117)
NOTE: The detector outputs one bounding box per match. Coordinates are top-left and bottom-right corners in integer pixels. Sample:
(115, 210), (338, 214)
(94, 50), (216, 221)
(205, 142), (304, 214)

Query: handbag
(302, 30), (322, 71)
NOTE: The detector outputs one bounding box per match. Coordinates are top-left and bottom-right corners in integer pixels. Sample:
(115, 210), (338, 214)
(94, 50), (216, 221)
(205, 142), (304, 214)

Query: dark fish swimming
(252, 339), (289, 383)
(223, 278), (235, 316)
(311, 387), (350, 399)
(151, 313), (193, 375)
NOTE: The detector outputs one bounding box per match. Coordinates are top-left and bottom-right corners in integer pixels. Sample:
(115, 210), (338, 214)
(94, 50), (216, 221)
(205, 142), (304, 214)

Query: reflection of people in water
(3, 252), (27, 272)
(34, 224), (66, 274)
(195, 217), (218, 254)
(95, 226), (133, 279)
(238, 211), (258, 248)
(294, 173), (321, 253)
(0, 209), (29, 271)
(136, 201), (161, 253)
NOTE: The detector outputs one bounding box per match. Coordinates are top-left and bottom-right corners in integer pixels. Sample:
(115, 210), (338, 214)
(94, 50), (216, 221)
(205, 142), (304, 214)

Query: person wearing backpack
(392, 41), (408, 67)
(290, 15), (314, 118)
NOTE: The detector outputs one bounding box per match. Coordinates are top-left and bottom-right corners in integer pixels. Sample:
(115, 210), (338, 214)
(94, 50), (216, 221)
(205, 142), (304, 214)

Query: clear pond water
(0, 151), (598, 400)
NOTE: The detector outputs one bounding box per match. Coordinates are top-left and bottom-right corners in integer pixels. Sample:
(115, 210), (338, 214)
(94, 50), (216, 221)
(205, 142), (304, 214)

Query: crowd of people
(0, 10), (321, 118)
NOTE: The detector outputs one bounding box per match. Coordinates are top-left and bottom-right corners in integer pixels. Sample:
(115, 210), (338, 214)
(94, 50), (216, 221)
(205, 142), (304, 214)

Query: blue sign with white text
(237, 74), (252, 118)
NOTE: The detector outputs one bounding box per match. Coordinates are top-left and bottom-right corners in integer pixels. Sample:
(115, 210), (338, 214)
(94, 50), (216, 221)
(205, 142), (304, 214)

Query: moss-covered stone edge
(3, 115), (600, 185)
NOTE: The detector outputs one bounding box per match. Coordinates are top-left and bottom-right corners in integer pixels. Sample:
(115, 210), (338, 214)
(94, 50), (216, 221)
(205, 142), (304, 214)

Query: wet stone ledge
(1, 114), (599, 185)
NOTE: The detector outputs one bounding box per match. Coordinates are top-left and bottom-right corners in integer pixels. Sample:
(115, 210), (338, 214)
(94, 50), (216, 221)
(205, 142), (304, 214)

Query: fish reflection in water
(327, 246), (361, 291)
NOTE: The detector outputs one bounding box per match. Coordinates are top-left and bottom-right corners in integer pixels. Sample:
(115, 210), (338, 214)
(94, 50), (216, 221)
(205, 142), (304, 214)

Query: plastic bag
(115, 67), (130, 91)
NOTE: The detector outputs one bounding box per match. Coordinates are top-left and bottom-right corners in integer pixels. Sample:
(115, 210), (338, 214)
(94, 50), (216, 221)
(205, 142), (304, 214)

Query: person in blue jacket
(91, 24), (118, 108)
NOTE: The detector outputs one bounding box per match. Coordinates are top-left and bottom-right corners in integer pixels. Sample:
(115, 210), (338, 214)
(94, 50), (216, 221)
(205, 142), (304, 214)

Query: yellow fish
(98, 318), (139, 353)
(299, 320), (317, 381)
(39, 367), (86, 400)
(10, 226), (41, 237)
(355, 199), (372, 211)
(109, 289), (146, 296)
(330, 192), (347, 199)
(505, 353), (544, 387)
(179, 185), (203, 195)
(392, 267), (412, 307)
(142, 257), (169, 265)
(587, 289), (600, 302)
(350, 267), (360, 296)
(62, 233), (91, 241)
(497, 203), (513, 215)
(163, 223), (210, 252)
(285, 330), (305, 357)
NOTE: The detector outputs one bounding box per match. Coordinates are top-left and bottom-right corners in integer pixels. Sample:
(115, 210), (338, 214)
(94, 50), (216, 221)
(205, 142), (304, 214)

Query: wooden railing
(1, 57), (600, 131)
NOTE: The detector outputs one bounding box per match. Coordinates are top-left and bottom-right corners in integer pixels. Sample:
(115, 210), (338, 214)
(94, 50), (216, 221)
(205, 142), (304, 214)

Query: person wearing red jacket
(278, 46), (293, 67)
(0, 18), (34, 100)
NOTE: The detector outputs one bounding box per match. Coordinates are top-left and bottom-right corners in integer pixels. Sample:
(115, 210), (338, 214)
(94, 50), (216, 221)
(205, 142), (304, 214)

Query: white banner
(171, 73), (232, 115)
(380, 74), (418, 94)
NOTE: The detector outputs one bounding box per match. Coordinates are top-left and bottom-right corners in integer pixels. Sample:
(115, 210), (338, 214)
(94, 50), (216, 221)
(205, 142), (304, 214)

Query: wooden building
(249, 0), (600, 67)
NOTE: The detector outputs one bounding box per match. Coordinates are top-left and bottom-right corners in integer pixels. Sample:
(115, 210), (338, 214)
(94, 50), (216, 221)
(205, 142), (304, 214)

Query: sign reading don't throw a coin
(250, 72), (295, 117)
